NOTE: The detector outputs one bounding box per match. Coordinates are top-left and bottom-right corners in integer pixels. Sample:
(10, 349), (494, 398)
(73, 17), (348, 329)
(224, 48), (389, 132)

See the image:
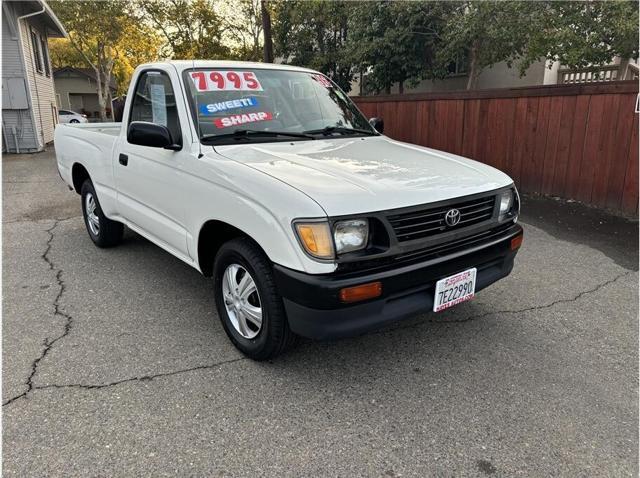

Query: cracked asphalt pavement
(3, 149), (638, 477)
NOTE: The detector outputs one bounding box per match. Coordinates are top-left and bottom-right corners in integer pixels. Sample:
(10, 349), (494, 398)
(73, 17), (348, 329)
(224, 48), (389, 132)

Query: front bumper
(273, 224), (523, 340)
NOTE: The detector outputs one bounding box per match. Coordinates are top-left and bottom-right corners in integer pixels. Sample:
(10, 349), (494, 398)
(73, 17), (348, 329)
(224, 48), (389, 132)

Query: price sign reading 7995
(190, 70), (263, 92)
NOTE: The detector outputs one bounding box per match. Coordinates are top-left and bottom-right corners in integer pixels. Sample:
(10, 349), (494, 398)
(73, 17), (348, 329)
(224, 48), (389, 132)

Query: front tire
(81, 179), (123, 247)
(213, 238), (297, 360)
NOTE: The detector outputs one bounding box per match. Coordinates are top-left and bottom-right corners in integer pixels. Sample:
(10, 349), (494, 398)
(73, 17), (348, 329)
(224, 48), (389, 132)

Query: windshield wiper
(302, 126), (378, 136)
(201, 129), (315, 143)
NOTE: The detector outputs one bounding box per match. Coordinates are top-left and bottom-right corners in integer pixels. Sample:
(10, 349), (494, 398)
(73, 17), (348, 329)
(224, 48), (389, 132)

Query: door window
(129, 71), (181, 145)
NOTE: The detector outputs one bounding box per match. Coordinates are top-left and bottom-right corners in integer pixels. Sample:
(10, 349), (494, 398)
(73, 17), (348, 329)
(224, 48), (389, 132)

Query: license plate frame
(433, 268), (477, 312)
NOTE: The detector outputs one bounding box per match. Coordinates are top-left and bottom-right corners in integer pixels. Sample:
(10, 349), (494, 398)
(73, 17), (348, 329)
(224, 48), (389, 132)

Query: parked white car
(58, 109), (87, 124)
(54, 61), (523, 360)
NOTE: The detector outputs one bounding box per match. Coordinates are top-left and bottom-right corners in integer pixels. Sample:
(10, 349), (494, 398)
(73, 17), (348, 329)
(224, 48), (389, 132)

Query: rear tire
(213, 238), (297, 360)
(81, 179), (123, 247)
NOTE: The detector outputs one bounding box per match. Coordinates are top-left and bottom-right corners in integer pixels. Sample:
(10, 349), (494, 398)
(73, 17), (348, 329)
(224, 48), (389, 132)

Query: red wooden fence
(353, 81), (639, 215)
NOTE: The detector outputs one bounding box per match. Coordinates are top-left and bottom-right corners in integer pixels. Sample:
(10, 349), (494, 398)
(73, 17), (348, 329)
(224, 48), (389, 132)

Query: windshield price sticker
(200, 97), (258, 115)
(311, 74), (333, 88)
(191, 71), (263, 92)
(214, 111), (273, 128)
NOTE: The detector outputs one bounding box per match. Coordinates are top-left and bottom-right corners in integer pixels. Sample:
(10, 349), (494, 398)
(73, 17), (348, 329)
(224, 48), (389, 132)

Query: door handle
(119, 153), (128, 166)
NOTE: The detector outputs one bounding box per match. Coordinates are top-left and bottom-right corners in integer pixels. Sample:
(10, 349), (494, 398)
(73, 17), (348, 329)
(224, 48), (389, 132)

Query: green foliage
(435, 1), (544, 89)
(275, 0), (639, 92)
(525, 0), (639, 71)
(51, 0), (640, 97)
(135, 0), (231, 59)
(50, 0), (158, 116)
(349, 1), (452, 94)
(222, 0), (264, 61)
(273, 0), (354, 91)
(437, 0), (639, 89)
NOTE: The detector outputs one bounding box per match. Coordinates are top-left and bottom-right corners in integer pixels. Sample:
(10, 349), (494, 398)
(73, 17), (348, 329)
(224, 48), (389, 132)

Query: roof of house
(53, 67), (118, 90)
(20, 1), (68, 38)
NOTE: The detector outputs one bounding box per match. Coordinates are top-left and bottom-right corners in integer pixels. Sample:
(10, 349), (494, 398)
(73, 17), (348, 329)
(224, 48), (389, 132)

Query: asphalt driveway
(3, 148), (638, 477)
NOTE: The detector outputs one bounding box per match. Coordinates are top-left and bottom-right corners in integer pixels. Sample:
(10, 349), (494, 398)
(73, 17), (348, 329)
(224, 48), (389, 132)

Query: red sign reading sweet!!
(214, 111), (273, 128)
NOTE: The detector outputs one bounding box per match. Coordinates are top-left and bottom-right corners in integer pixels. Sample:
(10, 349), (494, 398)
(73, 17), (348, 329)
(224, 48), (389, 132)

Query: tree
(261, 0), (273, 63)
(50, 0), (145, 119)
(221, 0), (264, 61)
(273, 0), (355, 91)
(49, 23), (162, 97)
(436, 1), (543, 90)
(348, 1), (450, 94)
(437, 0), (639, 90)
(525, 0), (639, 75)
(135, 0), (231, 59)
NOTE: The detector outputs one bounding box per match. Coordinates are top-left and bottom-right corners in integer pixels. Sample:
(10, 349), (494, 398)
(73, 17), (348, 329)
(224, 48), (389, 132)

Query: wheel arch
(197, 220), (269, 277)
(71, 162), (90, 195)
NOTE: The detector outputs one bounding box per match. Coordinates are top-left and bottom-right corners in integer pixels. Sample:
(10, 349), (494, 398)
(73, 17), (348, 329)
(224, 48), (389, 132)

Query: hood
(214, 136), (513, 217)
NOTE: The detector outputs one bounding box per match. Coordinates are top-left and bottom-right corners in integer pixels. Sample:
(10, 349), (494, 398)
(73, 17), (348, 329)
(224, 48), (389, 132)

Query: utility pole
(261, 0), (273, 63)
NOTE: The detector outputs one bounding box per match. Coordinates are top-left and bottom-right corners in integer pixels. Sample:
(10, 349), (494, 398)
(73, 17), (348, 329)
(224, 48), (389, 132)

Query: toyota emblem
(444, 208), (461, 226)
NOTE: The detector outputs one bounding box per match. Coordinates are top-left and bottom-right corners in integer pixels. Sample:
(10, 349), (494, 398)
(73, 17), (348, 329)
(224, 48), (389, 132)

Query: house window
(40, 35), (51, 77)
(30, 29), (43, 74)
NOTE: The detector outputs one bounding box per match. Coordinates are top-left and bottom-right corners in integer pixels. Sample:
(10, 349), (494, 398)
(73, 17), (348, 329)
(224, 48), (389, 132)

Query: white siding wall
(1, 3), (39, 152)
(20, 16), (58, 147)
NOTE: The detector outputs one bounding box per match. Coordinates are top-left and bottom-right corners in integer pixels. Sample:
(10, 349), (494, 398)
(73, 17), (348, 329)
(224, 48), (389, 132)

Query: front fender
(186, 157), (336, 275)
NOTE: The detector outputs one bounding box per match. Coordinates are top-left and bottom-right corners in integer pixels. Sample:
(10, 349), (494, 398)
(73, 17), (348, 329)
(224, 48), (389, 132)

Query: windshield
(182, 68), (377, 143)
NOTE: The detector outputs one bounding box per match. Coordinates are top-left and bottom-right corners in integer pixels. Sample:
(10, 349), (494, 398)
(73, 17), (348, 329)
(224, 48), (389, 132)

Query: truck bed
(54, 122), (123, 215)
(60, 122), (122, 136)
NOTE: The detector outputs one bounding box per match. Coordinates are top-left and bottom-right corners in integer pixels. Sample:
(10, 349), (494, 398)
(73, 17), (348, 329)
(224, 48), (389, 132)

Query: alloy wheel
(222, 263), (263, 339)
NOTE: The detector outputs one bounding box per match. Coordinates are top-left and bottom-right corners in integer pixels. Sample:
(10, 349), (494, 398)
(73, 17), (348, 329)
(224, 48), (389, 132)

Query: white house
(351, 57), (639, 96)
(2, 0), (67, 153)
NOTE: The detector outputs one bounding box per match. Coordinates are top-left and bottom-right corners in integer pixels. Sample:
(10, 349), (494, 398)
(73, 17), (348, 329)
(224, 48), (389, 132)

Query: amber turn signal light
(511, 233), (524, 251)
(339, 281), (382, 303)
(294, 222), (334, 259)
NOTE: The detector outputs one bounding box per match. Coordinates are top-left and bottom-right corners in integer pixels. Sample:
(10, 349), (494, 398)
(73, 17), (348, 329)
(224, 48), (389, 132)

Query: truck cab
(55, 61), (523, 360)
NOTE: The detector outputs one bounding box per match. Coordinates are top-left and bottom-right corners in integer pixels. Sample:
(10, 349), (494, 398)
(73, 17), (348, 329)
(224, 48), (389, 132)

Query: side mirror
(127, 121), (181, 150)
(369, 117), (384, 134)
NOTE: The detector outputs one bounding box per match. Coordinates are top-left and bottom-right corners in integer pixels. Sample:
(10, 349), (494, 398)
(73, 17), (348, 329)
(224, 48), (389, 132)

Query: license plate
(433, 268), (477, 312)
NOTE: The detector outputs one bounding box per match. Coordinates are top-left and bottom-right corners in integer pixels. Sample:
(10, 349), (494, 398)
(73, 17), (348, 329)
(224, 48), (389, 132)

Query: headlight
(499, 188), (519, 222)
(294, 221), (334, 259)
(334, 219), (368, 254)
(499, 190), (513, 214)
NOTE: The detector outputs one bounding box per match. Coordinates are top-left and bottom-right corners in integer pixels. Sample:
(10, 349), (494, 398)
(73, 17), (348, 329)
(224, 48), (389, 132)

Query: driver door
(114, 69), (191, 258)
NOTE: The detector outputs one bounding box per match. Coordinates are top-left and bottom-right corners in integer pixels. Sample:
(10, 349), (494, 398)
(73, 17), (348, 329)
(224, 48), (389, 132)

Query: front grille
(387, 195), (496, 242)
(336, 222), (514, 276)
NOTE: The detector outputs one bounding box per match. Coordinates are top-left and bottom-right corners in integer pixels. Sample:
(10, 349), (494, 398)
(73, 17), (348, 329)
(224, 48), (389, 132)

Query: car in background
(58, 109), (88, 124)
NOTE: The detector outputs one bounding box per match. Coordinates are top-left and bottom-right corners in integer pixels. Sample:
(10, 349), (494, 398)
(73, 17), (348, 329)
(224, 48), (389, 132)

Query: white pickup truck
(55, 61), (523, 360)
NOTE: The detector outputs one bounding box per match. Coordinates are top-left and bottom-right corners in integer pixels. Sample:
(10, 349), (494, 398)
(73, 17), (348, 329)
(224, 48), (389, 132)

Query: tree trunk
(398, 80), (404, 95)
(94, 66), (107, 122)
(385, 84), (391, 95)
(261, 0), (273, 63)
(104, 72), (114, 121)
(466, 40), (480, 90)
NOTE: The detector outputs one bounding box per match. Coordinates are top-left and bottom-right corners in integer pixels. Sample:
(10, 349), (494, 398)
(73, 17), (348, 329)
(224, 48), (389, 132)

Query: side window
(129, 71), (181, 145)
(30, 29), (43, 74)
(40, 35), (51, 77)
